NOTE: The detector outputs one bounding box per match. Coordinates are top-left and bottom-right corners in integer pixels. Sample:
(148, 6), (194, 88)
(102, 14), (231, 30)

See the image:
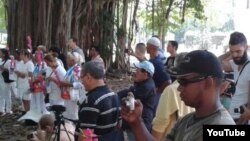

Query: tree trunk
(5, 0), (121, 71)
(115, 0), (128, 70)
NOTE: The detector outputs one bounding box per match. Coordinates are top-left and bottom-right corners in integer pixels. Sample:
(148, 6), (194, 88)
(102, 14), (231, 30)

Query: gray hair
(81, 61), (105, 79)
(67, 52), (81, 64)
(135, 43), (146, 54)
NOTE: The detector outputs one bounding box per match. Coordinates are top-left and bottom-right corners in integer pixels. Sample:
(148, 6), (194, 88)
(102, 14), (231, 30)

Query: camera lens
(234, 108), (240, 113)
(234, 106), (244, 114)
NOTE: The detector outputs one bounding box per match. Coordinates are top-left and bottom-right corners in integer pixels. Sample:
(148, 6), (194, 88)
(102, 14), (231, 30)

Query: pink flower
(26, 36), (32, 51)
(80, 128), (98, 141)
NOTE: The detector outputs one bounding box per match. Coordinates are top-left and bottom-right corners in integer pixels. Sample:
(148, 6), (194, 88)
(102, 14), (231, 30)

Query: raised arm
(218, 52), (233, 72)
(121, 100), (157, 141)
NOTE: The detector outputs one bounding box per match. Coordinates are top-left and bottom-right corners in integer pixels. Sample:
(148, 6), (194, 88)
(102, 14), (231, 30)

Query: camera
(234, 104), (246, 114)
(124, 95), (135, 111)
(47, 105), (66, 115)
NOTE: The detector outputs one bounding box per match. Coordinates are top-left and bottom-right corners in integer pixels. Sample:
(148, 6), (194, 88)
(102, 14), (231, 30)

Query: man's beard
(233, 51), (248, 65)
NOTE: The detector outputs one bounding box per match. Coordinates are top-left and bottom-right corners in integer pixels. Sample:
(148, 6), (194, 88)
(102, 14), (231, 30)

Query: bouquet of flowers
(79, 128), (98, 141)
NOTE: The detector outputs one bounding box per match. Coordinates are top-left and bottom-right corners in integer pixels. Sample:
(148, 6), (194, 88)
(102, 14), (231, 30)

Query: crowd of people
(1, 31), (250, 141)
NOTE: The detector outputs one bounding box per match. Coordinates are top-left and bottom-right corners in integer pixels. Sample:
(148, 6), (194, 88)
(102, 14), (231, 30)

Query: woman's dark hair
(44, 54), (56, 63)
(49, 45), (61, 57)
(0, 48), (10, 60)
(20, 49), (32, 59)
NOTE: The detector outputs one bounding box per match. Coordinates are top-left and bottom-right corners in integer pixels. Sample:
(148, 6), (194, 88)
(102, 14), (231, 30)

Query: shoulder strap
(235, 60), (250, 85)
(1, 59), (7, 67)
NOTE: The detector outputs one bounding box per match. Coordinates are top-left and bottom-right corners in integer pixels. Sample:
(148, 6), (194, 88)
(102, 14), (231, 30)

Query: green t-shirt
(166, 108), (235, 141)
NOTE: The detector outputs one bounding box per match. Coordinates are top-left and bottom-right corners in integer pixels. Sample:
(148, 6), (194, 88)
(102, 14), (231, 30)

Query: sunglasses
(177, 76), (208, 87)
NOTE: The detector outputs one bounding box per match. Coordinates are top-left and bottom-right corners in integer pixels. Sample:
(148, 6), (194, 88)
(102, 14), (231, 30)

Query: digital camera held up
(234, 104), (247, 114)
(124, 93), (135, 111)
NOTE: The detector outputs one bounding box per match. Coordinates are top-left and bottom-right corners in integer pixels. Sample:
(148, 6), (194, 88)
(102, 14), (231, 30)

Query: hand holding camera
(121, 93), (143, 124)
(235, 104), (250, 125)
(124, 92), (135, 111)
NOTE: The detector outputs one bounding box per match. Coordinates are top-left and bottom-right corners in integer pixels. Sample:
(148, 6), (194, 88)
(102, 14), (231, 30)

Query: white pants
(10, 82), (17, 98)
(0, 83), (12, 113)
(63, 100), (79, 121)
(30, 92), (47, 114)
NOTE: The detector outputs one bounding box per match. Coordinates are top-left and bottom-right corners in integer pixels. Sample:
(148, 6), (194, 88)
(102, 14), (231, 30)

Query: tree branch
(165, 0), (175, 20)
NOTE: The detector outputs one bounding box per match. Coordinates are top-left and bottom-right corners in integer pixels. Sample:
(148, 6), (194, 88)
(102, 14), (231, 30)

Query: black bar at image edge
(203, 125), (250, 141)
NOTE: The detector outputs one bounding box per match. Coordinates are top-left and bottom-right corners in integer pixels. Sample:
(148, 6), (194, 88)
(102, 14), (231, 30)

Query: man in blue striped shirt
(75, 61), (124, 141)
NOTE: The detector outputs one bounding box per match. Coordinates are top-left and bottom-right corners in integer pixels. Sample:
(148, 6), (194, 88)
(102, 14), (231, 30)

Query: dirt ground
(0, 76), (132, 141)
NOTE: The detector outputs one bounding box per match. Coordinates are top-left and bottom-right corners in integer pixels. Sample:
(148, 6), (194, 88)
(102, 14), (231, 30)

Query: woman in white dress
(29, 49), (47, 114)
(0, 49), (14, 115)
(60, 52), (86, 121)
(44, 54), (66, 106)
(15, 49), (34, 112)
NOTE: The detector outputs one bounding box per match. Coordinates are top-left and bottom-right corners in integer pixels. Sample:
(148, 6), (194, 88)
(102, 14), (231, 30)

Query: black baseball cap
(168, 50), (224, 78)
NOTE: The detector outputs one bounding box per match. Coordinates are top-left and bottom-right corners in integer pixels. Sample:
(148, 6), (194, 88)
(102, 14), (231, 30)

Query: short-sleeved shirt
(17, 60), (34, 89)
(165, 56), (176, 81)
(76, 85), (123, 141)
(72, 46), (85, 63)
(166, 108), (235, 141)
(165, 56), (175, 69)
(150, 55), (171, 88)
(152, 81), (194, 137)
(118, 78), (156, 131)
(47, 65), (66, 101)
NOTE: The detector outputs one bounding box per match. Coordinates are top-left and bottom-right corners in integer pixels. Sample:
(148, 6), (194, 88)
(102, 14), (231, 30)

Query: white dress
(48, 65), (66, 106)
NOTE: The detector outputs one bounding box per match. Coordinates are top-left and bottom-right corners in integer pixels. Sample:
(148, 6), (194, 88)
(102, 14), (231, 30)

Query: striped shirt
(76, 85), (121, 136)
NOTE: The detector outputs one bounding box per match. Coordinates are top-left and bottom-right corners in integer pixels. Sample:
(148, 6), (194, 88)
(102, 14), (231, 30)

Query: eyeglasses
(177, 76), (208, 87)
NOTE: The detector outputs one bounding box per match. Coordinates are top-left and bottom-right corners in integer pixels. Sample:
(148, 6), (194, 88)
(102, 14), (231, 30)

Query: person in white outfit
(30, 49), (48, 114)
(60, 52), (86, 122)
(44, 54), (66, 106)
(15, 50), (34, 112)
(0, 49), (14, 115)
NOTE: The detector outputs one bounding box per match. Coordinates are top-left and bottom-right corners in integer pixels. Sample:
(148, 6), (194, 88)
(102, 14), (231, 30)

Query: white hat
(147, 37), (161, 48)
(134, 60), (155, 76)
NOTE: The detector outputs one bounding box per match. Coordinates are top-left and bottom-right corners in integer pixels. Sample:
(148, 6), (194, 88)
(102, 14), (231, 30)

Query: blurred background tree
(2, 0), (242, 72)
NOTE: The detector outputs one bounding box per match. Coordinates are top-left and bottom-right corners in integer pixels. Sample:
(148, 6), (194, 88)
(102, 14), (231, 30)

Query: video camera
(234, 104), (247, 114)
(123, 94), (135, 111)
(47, 105), (66, 115)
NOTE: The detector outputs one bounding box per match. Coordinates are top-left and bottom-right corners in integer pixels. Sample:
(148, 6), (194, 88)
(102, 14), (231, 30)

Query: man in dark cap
(121, 50), (235, 141)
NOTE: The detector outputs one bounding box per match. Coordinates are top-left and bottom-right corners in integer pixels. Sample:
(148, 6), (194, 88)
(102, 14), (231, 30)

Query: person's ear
(204, 76), (213, 89)
(144, 72), (150, 79)
(45, 125), (53, 132)
(86, 73), (92, 80)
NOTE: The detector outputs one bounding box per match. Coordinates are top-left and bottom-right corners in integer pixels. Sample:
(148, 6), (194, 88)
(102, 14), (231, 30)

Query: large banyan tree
(4, 0), (204, 72)
(5, 0), (118, 70)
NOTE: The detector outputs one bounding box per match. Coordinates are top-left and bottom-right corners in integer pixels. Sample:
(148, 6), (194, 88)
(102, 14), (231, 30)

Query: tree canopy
(3, 0), (221, 71)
